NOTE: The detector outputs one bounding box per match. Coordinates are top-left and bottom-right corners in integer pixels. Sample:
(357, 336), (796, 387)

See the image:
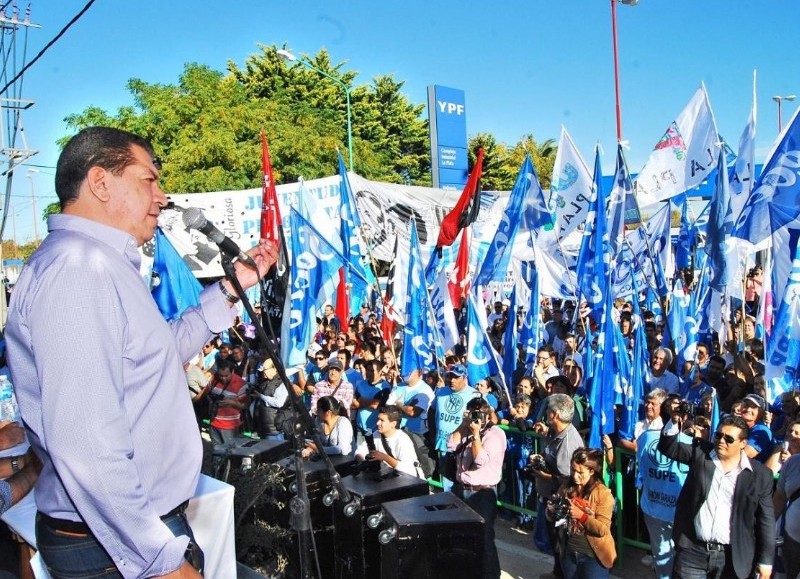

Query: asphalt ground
(495, 516), (654, 579)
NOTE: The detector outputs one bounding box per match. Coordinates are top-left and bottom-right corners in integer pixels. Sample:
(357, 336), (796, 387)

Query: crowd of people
(0, 125), (791, 579)
(173, 280), (788, 579)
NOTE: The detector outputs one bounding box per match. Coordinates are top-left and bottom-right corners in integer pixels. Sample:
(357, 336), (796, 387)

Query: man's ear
(85, 166), (111, 202)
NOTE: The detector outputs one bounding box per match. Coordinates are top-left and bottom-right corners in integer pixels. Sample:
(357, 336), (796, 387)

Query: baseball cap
(743, 393), (766, 411)
(446, 364), (466, 378)
(327, 360), (343, 372)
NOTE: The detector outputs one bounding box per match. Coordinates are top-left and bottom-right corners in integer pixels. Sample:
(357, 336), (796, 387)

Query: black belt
(39, 500), (189, 535)
(699, 541), (727, 552)
(461, 483), (495, 492)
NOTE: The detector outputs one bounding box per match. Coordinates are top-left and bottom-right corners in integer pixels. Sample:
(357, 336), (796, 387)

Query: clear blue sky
(7, 0), (800, 243)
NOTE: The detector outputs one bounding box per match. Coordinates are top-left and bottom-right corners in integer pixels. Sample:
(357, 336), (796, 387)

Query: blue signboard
(428, 85), (468, 190)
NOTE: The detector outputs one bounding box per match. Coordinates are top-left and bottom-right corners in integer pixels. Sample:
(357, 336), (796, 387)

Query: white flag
(634, 85), (720, 207)
(546, 126), (593, 246)
(729, 71), (757, 224)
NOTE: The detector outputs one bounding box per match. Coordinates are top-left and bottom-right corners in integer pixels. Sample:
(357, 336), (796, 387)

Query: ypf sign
(428, 85), (468, 191)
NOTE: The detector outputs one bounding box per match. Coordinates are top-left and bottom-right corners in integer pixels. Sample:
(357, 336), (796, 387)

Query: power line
(0, 0), (97, 96)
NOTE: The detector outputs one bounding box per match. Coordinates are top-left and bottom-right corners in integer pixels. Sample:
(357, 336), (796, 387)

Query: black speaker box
(333, 466), (429, 579)
(378, 492), (485, 579)
(212, 437), (291, 470)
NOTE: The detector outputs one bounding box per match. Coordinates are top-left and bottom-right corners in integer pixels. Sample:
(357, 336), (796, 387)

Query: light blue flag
(401, 220), (438, 373)
(502, 287), (519, 388)
(281, 209), (347, 367)
(676, 199), (694, 272)
(338, 153), (372, 311)
(677, 258), (711, 379)
(473, 155), (536, 287)
(588, 287), (618, 449)
(667, 277), (689, 361)
(466, 291), (504, 387)
(734, 106), (800, 246)
(576, 146), (610, 325)
(645, 285), (664, 324)
(521, 162), (554, 233)
(620, 278), (648, 441)
(151, 227), (202, 321)
(519, 261), (541, 372)
(608, 144), (632, 260)
(705, 147), (733, 292)
(765, 241), (800, 403)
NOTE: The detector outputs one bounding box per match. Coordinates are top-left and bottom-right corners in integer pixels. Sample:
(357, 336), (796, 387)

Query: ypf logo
(445, 394), (465, 415)
(438, 100), (465, 116)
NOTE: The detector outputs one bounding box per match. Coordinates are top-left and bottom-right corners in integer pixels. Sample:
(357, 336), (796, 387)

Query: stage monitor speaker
(275, 454), (357, 579)
(212, 437), (291, 473)
(378, 492), (485, 579)
(333, 466), (429, 579)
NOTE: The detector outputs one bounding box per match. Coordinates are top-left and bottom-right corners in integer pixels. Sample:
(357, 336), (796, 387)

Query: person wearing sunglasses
(658, 413), (775, 579)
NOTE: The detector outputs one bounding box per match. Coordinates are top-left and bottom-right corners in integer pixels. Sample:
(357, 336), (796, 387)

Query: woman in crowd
(548, 448), (616, 579)
(766, 419), (800, 475)
(301, 396), (353, 458)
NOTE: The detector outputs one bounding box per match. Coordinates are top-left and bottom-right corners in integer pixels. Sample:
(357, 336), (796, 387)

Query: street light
(26, 168), (39, 242)
(772, 94), (796, 133)
(277, 48), (354, 171)
(610, 0), (639, 143)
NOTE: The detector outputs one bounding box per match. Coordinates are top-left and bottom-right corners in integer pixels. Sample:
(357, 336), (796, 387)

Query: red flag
(260, 131), (283, 242)
(448, 227), (471, 308)
(259, 131), (289, 337)
(435, 148), (484, 249)
(336, 268), (349, 328)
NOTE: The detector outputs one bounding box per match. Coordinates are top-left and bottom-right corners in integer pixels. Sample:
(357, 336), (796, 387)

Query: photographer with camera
(527, 393), (585, 578)
(250, 357), (288, 440)
(546, 448), (616, 579)
(448, 397), (507, 579)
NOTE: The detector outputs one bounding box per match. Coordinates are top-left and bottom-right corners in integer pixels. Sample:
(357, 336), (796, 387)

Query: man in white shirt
(354, 407), (424, 479)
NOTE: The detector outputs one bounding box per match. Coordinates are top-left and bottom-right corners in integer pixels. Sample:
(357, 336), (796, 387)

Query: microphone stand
(219, 256), (356, 579)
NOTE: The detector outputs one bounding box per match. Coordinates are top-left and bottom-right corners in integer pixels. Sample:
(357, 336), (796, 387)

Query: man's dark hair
(719, 414), (750, 440)
(55, 127), (157, 209)
(378, 406), (402, 428)
(215, 357), (235, 374)
(546, 374), (573, 395)
(337, 348), (352, 366)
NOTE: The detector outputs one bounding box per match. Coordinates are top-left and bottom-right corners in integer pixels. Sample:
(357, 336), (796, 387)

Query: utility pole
(0, 6), (40, 328)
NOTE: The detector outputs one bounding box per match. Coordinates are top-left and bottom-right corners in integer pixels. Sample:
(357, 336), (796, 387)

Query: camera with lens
(468, 410), (484, 422)
(523, 454), (548, 479)
(549, 495), (572, 527)
(678, 400), (697, 418)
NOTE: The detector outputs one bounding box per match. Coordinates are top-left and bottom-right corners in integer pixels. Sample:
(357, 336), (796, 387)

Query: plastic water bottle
(0, 375), (19, 423)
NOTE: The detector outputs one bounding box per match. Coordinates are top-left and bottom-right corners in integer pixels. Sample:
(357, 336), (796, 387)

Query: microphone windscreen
(181, 207), (206, 230)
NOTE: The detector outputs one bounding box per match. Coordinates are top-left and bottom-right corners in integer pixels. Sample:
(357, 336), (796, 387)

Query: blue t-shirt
(354, 379), (390, 433)
(636, 429), (689, 522)
(433, 385), (477, 452)
(748, 423), (774, 463)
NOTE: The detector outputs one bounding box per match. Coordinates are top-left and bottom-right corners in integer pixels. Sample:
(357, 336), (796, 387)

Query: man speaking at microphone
(5, 126), (278, 578)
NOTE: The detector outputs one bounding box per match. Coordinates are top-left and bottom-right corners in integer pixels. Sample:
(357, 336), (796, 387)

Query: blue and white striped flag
(338, 153), (372, 312)
(401, 220), (439, 373)
(466, 291), (504, 387)
(473, 155), (536, 287)
(765, 241), (800, 403)
(281, 209), (347, 367)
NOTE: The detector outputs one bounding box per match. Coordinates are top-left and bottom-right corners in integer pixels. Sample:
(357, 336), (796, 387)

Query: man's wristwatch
(10, 456), (20, 474)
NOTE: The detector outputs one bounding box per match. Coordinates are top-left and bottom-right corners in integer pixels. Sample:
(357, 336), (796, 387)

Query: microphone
(182, 207), (257, 269)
